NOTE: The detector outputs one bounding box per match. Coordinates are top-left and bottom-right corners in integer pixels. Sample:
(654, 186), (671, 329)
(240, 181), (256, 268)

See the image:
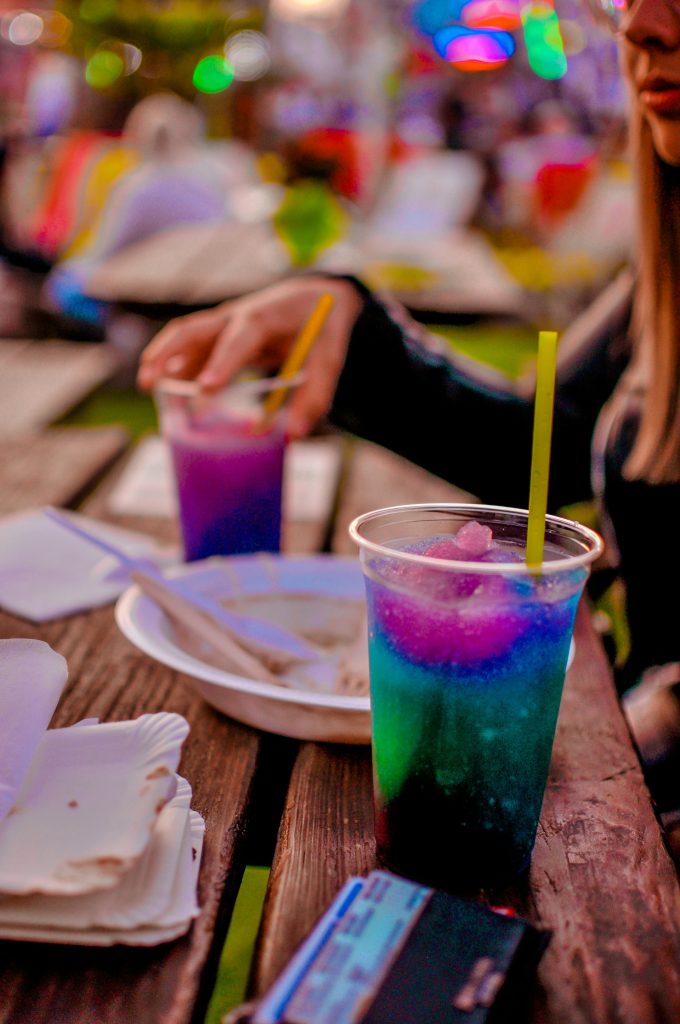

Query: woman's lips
(641, 82), (680, 115)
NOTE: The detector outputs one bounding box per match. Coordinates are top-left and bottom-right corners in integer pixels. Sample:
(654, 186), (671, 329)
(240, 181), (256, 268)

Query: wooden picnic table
(0, 338), (117, 438)
(84, 222), (525, 322)
(0, 423), (679, 1024)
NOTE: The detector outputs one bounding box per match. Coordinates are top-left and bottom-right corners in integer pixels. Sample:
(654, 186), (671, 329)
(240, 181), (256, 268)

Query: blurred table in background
(85, 221), (526, 322)
(0, 339), (117, 437)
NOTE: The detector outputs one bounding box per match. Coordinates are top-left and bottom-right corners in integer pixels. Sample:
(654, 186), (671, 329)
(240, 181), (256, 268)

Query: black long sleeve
(330, 284), (628, 513)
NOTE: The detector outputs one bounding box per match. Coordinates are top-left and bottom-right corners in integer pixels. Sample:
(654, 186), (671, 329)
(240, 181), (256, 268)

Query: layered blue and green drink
(350, 505), (603, 888)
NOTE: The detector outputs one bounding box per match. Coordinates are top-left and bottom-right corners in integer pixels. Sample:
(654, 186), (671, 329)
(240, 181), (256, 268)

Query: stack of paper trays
(0, 638), (204, 946)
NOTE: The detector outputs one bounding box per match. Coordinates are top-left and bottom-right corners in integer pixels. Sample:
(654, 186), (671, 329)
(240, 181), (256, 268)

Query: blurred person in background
(496, 98), (599, 238)
(43, 92), (237, 329)
(271, 138), (351, 268)
(139, 0), (680, 806)
(0, 92), (58, 272)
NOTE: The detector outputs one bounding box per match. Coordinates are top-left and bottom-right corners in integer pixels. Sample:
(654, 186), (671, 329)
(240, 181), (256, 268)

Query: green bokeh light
(85, 50), (125, 88)
(193, 54), (235, 93)
(522, 5), (567, 80)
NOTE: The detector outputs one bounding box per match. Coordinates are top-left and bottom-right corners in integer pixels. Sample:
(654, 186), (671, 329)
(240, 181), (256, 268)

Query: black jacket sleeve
(329, 282), (628, 513)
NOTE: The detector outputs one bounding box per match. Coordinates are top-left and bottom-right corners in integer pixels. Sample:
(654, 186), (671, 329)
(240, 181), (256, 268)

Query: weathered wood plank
(501, 603), (680, 1024)
(3, 422), (678, 1023)
(0, 427), (128, 516)
(0, 340), (117, 437)
(79, 440), (180, 547)
(254, 441), (470, 992)
(86, 223), (284, 307)
(284, 436), (345, 555)
(252, 742), (374, 994)
(85, 226), (522, 318)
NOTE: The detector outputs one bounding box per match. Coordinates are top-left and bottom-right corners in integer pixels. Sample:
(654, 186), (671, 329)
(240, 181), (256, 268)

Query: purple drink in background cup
(155, 377), (290, 561)
(349, 504), (603, 889)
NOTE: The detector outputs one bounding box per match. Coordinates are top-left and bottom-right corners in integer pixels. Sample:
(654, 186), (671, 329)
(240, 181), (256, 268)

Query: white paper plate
(0, 807), (204, 946)
(0, 714), (188, 896)
(0, 777), (197, 933)
(116, 555), (373, 745)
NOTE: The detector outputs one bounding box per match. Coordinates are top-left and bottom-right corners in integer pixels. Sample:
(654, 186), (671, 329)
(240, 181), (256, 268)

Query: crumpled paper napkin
(0, 507), (176, 622)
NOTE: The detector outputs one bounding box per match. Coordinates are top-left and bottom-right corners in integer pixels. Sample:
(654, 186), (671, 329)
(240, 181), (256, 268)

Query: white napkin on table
(0, 507), (177, 622)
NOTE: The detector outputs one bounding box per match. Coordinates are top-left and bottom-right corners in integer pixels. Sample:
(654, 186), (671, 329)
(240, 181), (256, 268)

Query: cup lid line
(348, 503), (604, 576)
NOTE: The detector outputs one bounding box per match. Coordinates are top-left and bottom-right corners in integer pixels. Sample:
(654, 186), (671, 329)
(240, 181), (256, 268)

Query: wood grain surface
(86, 223), (283, 306)
(0, 427), (128, 517)
(85, 226), (523, 318)
(0, 340), (117, 437)
(252, 742), (374, 993)
(509, 603), (680, 1024)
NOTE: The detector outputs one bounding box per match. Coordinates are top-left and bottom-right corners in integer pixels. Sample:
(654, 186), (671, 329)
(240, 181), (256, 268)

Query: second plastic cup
(350, 504), (603, 888)
(155, 377), (289, 561)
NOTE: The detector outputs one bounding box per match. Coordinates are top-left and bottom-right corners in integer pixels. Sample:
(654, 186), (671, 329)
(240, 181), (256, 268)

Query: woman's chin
(649, 120), (680, 167)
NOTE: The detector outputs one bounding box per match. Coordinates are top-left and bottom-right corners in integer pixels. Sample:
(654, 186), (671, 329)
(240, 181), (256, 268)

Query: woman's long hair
(623, 113), (680, 483)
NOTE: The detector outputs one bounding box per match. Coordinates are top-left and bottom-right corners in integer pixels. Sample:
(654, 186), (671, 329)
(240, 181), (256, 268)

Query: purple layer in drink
(169, 417), (285, 561)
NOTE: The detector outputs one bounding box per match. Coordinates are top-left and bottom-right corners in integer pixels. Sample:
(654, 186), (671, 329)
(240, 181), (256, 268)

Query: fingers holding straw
(262, 293), (336, 421)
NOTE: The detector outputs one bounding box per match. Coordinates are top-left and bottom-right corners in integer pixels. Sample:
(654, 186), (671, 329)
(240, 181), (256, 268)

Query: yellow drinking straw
(262, 292), (336, 419)
(526, 330), (559, 569)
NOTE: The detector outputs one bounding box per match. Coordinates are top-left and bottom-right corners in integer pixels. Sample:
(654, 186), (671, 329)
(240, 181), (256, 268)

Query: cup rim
(348, 503), (604, 576)
(154, 371), (306, 400)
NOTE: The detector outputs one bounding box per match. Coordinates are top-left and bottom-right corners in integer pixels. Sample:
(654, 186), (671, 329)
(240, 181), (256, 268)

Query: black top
(329, 282), (671, 692)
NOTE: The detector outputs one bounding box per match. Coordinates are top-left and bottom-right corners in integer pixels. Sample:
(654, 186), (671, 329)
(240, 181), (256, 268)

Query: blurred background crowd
(0, 0), (632, 357)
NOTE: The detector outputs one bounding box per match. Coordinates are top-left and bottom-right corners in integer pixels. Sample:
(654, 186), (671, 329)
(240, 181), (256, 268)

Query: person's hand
(137, 276), (362, 438)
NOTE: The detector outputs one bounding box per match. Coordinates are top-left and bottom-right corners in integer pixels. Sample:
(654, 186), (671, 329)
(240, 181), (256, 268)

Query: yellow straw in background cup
(262, 292), (336, 420)
(526, 330), (558, 569)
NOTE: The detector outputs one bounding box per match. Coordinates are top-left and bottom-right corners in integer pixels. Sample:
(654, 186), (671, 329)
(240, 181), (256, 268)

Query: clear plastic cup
(349, 503), (603, 887)
(155, 377), (291, 561)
